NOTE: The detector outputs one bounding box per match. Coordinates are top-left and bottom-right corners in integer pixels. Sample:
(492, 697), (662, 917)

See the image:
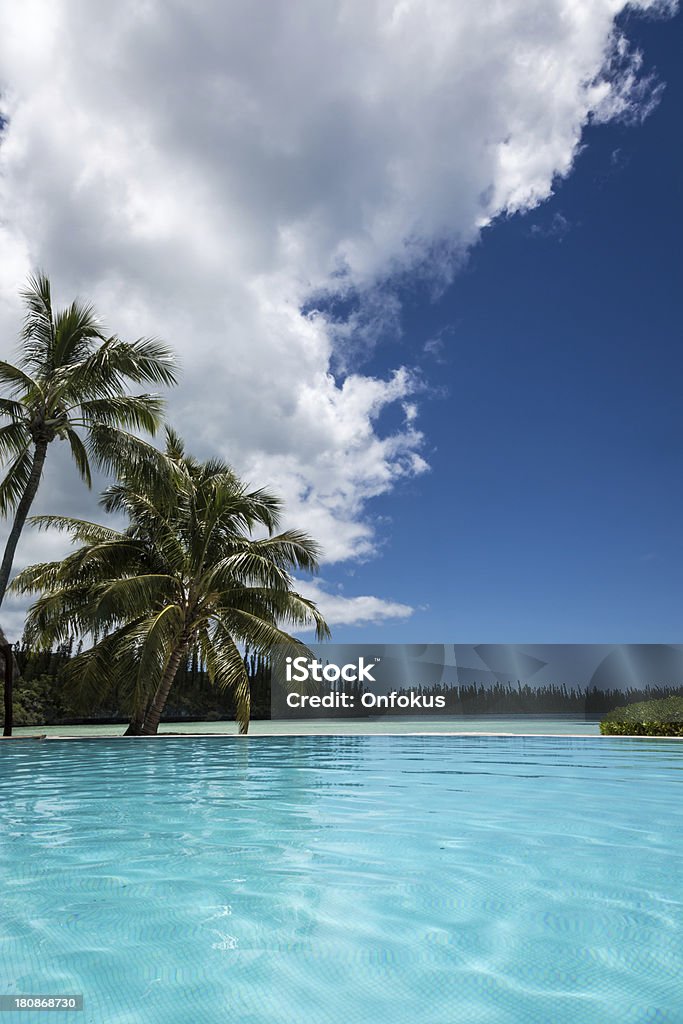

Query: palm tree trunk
(124, 701), (149, 736)
(0, 441), (49, 607)
(2, 642), (13, 737)
(141, 641), (188, 735)
(237, 687), (251, 735)
(0, 441), (48, 736)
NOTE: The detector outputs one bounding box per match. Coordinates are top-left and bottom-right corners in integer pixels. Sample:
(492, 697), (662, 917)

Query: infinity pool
(1, 737), (681, 1023)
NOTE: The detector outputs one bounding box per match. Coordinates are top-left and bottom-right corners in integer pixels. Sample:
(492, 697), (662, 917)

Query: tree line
(13, 636), (683, 724)
(383, 681), (683, 715)
(274, 672), (683, 717)
(12, 642), (272, 727)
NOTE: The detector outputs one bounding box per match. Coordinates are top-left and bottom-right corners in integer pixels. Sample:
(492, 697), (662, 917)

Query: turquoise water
(1, 737), (681, 1023)
(12, 715), (602, 737)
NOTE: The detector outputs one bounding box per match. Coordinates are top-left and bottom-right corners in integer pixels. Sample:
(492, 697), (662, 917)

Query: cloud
(0, 0), (676, 632)
(588, 26), (669, 126)
(529, 211), (572, 240)
(296, 579), (413, 629)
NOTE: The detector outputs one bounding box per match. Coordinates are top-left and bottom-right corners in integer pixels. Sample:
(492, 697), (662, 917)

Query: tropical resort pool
(1, 736), (681, 1023)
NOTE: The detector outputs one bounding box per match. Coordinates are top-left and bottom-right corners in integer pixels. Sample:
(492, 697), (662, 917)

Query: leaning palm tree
(0, 272), (178, 610)
(12, 430), (329, 734)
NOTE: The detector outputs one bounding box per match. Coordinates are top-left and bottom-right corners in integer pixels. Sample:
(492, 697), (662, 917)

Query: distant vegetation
(388, 682), (683, 716)
(13, 650), (683, 727)
(11, 642), (272, 728)
(600, 696), (683, 736)
(283, 680), (683, 718)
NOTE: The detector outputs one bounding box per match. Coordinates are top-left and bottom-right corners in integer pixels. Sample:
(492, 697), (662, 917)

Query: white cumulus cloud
(296, 580), (413, 629)
(0, 0), (676, 630)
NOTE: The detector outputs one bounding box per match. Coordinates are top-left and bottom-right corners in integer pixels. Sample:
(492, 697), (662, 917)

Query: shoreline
(5, 714), (680, 741)
(3, 731), (682, 741)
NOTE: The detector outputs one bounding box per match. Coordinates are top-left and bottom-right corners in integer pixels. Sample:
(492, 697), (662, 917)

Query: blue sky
(0, 2), (680, 643)
(328, 10), (682, 643)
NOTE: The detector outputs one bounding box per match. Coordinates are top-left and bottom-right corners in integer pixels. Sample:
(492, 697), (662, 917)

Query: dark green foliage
(4, 644), (273, 726)
(4, 637), (73, 724)
(9, 675), (71, 727)
(600, 696), (683, 736)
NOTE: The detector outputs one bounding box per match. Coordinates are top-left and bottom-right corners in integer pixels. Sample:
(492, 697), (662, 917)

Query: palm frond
(0, 445), (33, 516)
(202, 622), (251, 733)
(11, 530), (141, 600)
(51, 300), (103, 368)
(19, 272), (54, 372)
(99, 486), (188, 573)
(217, 585), (329, 636)
(0, 420), (30, 463)
(63, 428), (92, 487)
(197, 457), (240, 489)
(0, 397), (28, 420)
(115, 337), (179, 387)
(61, 625), (145, 712)
(86, 423), (178, 482)
(239, 487), (283, 531)
(70, 336), (178, 396)
(9, 559), (74, 596)
(27, 513), (107, 537)
(78, 395), (165, 434)
(127, 603), (185, 701)
(164, 426), (186, 461)
(217, 605), (324, 652)
(92, 574), (180, 621)
(239, 530), (321, 571)
(59, 337), (127, 400)
(22, 584), (102, 645)
(200, 550), (294, 592)
(0, 360), (40, 398)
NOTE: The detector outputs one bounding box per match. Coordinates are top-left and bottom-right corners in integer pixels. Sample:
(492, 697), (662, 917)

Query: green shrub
(5, 674), (69, 726)
(600, 695), (683, 736)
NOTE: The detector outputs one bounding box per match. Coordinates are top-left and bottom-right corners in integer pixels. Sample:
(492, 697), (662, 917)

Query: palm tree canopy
(11, 429), (329, 731)
(0, 272), (178, 515)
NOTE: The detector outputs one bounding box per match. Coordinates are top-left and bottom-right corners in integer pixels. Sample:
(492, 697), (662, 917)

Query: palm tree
(0, 273), (178, 606)
(11, 430), (329, 734)
(0, 273), (177, 733)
